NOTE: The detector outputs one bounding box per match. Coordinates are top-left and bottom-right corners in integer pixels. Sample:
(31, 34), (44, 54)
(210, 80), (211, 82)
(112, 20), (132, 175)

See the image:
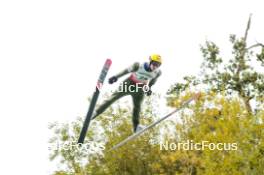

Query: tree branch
(243, 14), (252, 43)
(235, 14), (253, 83)
(246, 42), (264, 50)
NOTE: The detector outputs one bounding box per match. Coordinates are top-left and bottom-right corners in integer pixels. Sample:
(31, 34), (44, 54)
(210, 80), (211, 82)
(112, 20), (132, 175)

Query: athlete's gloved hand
(108, 76), (118, 84)
(146, 89), (152, 96)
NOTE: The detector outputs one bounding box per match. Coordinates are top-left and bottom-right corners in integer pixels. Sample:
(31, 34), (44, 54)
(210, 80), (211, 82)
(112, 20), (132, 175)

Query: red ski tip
(105, 58), (112, 67)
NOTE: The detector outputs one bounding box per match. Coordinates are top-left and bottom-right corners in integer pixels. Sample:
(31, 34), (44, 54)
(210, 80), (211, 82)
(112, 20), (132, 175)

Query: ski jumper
(93, 62), (161, 132)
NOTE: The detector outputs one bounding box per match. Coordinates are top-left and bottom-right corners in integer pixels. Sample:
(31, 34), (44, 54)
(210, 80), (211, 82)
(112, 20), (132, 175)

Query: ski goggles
(151, 61), (161, 67)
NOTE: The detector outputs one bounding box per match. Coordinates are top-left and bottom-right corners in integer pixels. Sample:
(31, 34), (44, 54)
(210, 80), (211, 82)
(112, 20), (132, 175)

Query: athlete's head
(149, 54), (162, 71)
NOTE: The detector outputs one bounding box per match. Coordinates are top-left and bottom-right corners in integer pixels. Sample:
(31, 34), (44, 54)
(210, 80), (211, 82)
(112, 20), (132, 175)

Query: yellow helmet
(149, 54), (162, 64)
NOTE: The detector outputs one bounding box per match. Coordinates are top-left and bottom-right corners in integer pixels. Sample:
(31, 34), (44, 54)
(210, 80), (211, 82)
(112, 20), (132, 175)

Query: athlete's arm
(115, 62), (140, 78)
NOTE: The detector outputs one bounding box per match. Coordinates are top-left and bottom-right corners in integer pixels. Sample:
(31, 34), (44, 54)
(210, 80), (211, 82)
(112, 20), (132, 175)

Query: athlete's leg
(92, 91), (127, 119)
(131, 91), (144, 132)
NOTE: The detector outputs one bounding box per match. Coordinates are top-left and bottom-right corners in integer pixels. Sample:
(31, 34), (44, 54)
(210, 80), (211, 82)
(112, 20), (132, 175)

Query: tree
(49, 93), (264, 175)
(168, 15), (264, 114)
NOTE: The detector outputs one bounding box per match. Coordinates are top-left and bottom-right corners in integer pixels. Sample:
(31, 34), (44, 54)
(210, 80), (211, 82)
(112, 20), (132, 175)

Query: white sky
(0, 0), (263, 174)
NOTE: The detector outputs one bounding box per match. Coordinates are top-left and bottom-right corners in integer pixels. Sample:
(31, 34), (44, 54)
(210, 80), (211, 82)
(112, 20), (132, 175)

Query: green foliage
(49, 93), (264, 175)
(200, 41), (222, 70)
(256, 47), (264, 66)
(168, 16), (264, 113)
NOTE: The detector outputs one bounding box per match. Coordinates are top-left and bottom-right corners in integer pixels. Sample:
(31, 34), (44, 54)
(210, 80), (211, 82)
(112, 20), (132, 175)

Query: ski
(110, 94), (200, 151)
(78, 58), (112, 144)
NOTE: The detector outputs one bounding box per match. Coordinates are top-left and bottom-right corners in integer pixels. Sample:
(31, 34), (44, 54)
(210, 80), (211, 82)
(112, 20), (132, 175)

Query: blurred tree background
(49, 16), (264, 175)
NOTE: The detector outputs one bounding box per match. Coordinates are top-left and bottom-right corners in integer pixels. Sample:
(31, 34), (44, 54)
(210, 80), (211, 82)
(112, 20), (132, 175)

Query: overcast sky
(0, 0), (264, 174)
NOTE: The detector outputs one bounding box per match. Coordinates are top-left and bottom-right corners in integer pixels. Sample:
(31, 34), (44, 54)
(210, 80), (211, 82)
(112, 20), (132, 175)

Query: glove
(146, 89), (152, 96)
(108, 76), (118, 84)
